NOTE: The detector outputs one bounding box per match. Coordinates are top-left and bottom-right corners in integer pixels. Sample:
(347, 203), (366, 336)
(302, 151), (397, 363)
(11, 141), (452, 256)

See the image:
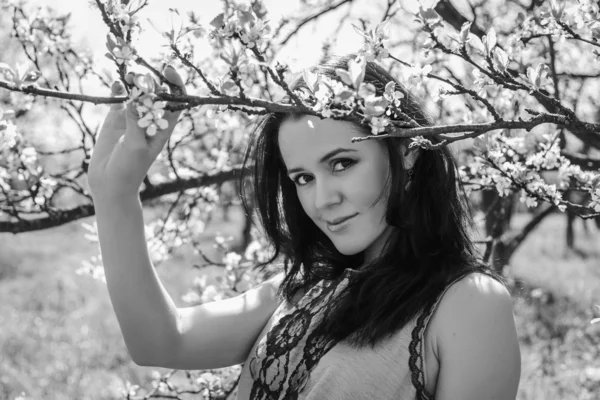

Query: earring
(407, 168), (414, 180)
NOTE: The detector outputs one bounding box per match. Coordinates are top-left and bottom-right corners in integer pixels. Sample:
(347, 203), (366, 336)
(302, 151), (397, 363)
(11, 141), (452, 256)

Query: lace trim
(248, 274), (351, 399)
(408, 270), (477, 400)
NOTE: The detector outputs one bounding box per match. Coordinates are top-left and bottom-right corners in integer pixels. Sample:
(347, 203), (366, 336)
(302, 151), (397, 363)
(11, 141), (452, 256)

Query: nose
(314, 176), (342, 210)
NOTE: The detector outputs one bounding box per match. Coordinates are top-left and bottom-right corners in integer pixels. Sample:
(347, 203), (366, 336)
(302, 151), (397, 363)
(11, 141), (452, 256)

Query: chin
(330, 239), (366, 256)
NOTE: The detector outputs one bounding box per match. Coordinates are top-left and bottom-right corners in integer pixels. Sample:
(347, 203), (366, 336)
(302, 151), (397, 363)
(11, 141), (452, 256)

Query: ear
(399, 141), (420, 171)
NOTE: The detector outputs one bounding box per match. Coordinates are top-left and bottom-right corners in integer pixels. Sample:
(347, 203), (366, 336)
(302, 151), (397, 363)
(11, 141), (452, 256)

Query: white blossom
(590, 188), (600, 212)
(369, 117), (389, 135)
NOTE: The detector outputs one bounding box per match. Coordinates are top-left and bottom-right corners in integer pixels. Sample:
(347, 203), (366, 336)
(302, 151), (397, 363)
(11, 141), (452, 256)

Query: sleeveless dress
(236, 268), (477, 400)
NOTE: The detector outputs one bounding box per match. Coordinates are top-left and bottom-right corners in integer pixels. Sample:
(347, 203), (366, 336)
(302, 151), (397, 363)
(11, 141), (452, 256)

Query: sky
(25, 0), (381, 74)
(10, 0), (394, 148)
(20, 0), (476, 76)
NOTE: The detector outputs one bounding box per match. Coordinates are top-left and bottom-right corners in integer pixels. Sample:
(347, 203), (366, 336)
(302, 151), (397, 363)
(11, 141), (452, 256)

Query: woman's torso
(236, 269), (478, 400)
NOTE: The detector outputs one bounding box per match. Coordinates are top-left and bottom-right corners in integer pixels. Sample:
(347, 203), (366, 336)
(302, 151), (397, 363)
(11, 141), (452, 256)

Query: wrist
(92, 191), (142, 211)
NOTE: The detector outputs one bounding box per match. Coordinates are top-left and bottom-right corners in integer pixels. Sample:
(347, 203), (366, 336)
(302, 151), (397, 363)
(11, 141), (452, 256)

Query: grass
(0, 207), (599, 399)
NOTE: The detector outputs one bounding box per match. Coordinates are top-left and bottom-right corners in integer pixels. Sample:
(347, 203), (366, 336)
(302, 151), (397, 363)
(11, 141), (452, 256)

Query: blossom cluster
(293, 54), (408, 135)
(353, 20), (391, 62)
(460, 133), (600, 212)
(0, 107), (18, 151)
(7, 4), (73, 55)
(208, 1), (271, 50)
(102, 0), (142, 39)
(0, 62), (41, 88)
(105, 34), (136, 66)
(126, 74), (169, 137)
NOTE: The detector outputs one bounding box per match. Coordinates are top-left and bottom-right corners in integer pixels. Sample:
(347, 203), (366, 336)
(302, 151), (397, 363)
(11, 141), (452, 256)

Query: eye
(332, 158), (356, 172)
(292, 174), (312, 186)
(290, 159), (356, 187)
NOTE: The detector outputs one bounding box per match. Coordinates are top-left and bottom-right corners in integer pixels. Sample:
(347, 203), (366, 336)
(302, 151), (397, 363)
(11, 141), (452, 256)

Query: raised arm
(95, 195), (283, 368)
(89, 68), (284, 369)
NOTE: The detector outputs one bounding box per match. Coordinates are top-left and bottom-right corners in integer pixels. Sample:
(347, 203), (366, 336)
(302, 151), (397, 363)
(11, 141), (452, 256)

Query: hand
(88, 66), (186, 201)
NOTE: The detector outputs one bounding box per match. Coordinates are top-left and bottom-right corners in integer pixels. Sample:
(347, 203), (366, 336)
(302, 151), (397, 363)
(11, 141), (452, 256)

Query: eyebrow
(286, 148), (358, 175)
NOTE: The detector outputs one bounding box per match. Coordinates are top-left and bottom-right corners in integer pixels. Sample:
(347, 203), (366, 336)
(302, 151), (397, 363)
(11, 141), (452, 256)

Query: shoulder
(432, 272), (515, 343)
(442, 272), (513, 311)
(429, 272), (521, 399)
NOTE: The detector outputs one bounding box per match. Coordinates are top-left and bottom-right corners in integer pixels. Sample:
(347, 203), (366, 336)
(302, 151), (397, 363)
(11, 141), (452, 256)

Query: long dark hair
(240, 54), (505, 349)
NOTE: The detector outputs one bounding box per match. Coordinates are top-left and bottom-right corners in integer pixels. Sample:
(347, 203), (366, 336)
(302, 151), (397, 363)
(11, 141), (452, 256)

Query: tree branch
(278, 0), (354, 46)
(562, 150), (600, 170)
(503, 204), (556, 256)
(352, 112), (600, 142)
(0, 167), (244, 233)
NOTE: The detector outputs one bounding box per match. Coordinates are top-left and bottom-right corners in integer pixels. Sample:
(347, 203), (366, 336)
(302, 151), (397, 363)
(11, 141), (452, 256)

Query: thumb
(163, 64), (186, 97)
(110, 81), (126, 111)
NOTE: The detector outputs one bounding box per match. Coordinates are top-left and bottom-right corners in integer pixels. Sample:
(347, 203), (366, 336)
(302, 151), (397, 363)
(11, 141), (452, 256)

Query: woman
(88, 55), (521, 400)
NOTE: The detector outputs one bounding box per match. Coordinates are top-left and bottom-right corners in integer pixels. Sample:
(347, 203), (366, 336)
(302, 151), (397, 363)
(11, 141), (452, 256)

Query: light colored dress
(236, 268), (477, 400)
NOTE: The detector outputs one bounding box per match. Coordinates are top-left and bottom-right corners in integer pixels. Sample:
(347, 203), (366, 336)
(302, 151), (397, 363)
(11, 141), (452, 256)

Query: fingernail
(164, 64), (175, 73)
(111, 81), (125, 94)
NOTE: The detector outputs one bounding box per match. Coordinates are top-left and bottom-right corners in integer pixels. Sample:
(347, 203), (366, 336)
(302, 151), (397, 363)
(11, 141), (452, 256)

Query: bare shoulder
(443, 272), (513, 309)
(430, 272), (521, 400)
(432, 272), (515, 344)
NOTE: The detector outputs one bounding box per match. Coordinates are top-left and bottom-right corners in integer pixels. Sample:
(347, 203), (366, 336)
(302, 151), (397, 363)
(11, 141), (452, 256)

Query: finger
(163, 65), (187, 96)
(110, 81), (126, 111)
(161, 65), (186, 122)
(93, 83), (127, 162)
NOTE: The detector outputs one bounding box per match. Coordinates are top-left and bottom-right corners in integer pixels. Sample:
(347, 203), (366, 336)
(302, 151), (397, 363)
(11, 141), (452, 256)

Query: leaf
(252, 1), (268, 19)
(485, 27), (497, 54)
(460, 21), (471, 43)
(0, 108), (14, 120)
(385, 81), (395, 95)
(493, 47), (509, 72)
(358, 82), (376, 99)
(337, 88), (354, 101)
(527, 66), (538, 87)
(238, 10), (255, 25)
(335, 68), (353, 87)
(302, 69), (319, 93)
(468, 33), (485, 54)
(347, 56), (366, 89)
(551, 0), (565, 19)
(146, 17), (163, 36)
(0, 63), (16, 82)
(209, 13), (225, 29)
(351, 23), (371, 41)
(375, 20), (390, 40)
(418, 6), (441, 23)
(527, 63), (549, 88)
(221, 80), (237, 91)
(22, 69), (41, 84)
(105, 33), (117, 52)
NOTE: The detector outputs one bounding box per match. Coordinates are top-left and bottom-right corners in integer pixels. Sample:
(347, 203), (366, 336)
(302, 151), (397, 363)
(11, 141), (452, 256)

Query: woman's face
(278, 115), (394, 263)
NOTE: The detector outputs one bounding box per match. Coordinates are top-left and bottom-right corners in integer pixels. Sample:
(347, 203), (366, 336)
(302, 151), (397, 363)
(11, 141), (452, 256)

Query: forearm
(93, 194), (180, 365)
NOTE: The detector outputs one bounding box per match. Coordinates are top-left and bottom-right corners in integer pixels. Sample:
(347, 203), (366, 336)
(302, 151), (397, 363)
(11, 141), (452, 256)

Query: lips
(325, 213), (358, 226)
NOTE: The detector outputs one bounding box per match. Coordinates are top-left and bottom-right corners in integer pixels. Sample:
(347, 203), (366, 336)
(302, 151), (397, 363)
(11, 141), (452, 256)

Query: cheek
(296, 189), (316, 219)
(351, 163), (389, 208)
